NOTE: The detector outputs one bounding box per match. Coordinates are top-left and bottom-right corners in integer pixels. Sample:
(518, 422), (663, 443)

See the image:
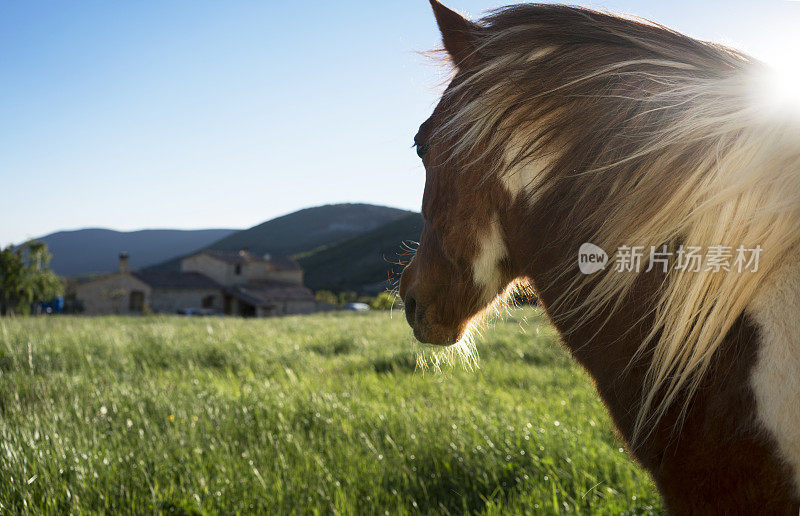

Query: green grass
(0, 309), (661, 514)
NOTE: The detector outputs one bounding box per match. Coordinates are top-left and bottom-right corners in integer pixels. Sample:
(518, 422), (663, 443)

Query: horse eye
(415, 142), (430, 159)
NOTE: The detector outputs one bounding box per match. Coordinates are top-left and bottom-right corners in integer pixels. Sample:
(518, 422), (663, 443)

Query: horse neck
(499, 195), (800, 511)
(503, 197), (658, 447)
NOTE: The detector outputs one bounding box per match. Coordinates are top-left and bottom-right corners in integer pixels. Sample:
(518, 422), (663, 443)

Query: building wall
(181, 253), (303, 286)
(265, 270), (304, 285)
(246, 261), (271, 282)
(75, 274), (152, 315)
(223, 296), (258, 317)
(181, 254), (239, 286)
(74, 255), (322, 317)
(150, 288), (223, 313)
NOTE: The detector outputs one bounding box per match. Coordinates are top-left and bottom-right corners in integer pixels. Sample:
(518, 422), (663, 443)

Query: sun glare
(751, 57), (800, 118)
(767, 64), (800, 108)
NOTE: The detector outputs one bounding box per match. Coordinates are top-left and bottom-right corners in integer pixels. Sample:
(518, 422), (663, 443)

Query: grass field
(0, 309), (661, 514)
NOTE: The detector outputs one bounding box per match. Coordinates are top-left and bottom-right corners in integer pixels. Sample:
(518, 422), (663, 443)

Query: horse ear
(429, 0), (480, 68)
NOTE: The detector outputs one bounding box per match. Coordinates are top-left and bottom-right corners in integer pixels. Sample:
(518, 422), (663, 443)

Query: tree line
(0, 241), (63, 316)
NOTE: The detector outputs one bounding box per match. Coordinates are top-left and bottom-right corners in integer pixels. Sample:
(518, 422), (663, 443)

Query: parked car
(341, 302), (370, 312)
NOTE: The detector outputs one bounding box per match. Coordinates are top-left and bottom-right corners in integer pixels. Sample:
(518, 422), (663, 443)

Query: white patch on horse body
(472, 215), (507, 303)
(750, 259), (800, 494)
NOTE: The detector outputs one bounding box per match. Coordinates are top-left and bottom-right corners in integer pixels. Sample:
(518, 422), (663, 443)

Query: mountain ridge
(147, 203), (414, 272)
(23, 203), (422, 291)
(27, 228), (240, 276)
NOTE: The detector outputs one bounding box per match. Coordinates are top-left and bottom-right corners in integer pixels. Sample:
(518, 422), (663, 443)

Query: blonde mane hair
(431, 5), (800, 439)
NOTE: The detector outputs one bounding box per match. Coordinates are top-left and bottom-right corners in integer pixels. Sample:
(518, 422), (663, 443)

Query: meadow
(0, 309), (661, 514)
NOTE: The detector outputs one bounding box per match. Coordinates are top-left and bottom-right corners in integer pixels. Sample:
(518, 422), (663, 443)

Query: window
(234, 264), (242, 275)
(201, 295), (215, 308)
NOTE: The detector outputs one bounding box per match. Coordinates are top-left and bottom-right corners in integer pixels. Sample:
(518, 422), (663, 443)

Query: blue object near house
(39, 296), (64, 314)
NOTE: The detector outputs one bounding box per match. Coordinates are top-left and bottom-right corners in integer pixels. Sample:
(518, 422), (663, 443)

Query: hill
(206, 203), (412, 256)
(297, 213), (423, 293)
(29, 228), (239, 276)
(149, 204), (413, 271)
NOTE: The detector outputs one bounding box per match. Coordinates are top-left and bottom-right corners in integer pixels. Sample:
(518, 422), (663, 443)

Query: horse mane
(431, 5), (800, 439)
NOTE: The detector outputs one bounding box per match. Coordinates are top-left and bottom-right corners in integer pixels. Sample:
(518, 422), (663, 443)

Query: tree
(0, 241), (63, 315)
(337, 291), (358, 307)
(370, 292), (399, 310)
(314, 290), (338, 306)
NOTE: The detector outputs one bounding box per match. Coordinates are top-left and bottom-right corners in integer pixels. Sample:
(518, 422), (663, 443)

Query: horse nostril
(404, 294), (417, 327)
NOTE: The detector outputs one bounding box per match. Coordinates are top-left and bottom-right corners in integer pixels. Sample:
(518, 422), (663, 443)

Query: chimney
(119, 252), (130, 273)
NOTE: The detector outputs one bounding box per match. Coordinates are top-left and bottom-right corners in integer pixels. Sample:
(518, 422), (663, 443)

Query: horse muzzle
(400, 288), (458, 346)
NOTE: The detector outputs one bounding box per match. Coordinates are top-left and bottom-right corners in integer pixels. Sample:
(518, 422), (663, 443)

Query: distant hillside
(149, 204), (413, 271)
(297, 213), (423, 293)
(31, 228), (239, 276)
(207, 204), (412, 255)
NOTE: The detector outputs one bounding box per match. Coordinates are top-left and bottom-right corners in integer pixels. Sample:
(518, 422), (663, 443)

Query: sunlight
(766, 63), (800, 109)
(751, 57), (800, 118)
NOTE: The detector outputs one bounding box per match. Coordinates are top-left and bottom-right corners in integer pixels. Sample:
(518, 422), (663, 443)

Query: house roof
(191, 250), (302, 271)
(131, 271), (221, 289)
(74, 271), (152, 289)
(225, 280), (314, 307)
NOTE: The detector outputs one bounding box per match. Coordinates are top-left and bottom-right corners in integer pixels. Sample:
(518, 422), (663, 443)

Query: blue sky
(2, 1), (798, 247)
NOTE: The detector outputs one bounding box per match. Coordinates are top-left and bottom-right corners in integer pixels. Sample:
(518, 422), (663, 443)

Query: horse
(399, 1), (800, 513)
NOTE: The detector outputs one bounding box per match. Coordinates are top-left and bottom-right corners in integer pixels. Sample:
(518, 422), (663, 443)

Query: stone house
(75, 250), (328, 317)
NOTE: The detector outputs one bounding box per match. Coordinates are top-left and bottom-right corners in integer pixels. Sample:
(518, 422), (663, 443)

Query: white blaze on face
(472, 214), (508, 303)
